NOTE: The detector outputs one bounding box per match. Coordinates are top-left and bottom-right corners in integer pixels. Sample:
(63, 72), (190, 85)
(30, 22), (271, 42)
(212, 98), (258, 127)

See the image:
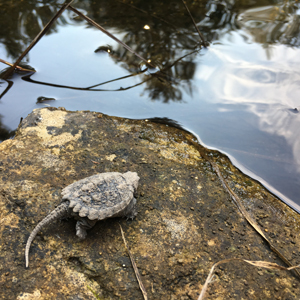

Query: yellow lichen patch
(38, 108), (66, 126)
(0, 139), (26, 152)
(62, 265), (101, 297)
(3, 180), (40, 192)
(23, 264), (102, 299)
(51, 148), (60, 156)
(0, 193), (20, 241)
(17, 289), (41, 300)
(168, 189), (185, 201)
(163, 218), (187, 240)
(0, 212), (19, 230)
(0, 138), (14, 152)
(37, 151), (67, 171)
(263, 289), (271, 297)
(135, 232), (163, 259)
(207, 239), (215, 246)
(145, 140), (201, 165)
(105, 154), (116, 161)
(115, 123), (133, 133)
(168, 179), (186, 200)
(116, 122), (201, 164)
(162, 211), (199, 241)
(43, 131), (82, 148)
(14, 141), (25, 148)
(172, 282), (202, 299)
(275, 277), (293, 288)
(21, 109), (82, 147)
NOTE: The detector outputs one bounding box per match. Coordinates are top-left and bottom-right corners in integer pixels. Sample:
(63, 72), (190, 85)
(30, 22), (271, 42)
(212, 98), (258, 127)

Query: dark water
(1, 0), (300, 212)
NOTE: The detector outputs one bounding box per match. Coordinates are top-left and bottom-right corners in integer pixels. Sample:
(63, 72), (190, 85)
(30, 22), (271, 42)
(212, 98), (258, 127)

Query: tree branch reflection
(21, 71), (151, 92)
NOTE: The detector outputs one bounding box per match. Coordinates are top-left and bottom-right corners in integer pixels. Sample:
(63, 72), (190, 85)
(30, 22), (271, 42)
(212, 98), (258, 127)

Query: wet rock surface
(0, 107), (300, 300)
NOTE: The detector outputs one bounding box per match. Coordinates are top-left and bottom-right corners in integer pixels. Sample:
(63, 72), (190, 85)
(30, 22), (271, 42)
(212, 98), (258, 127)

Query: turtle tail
(25, 201), (69, 268)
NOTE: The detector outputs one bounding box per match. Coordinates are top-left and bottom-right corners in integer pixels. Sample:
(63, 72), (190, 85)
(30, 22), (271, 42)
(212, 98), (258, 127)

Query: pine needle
(120, 225), (148, 300)
(198, 258), (300, 300)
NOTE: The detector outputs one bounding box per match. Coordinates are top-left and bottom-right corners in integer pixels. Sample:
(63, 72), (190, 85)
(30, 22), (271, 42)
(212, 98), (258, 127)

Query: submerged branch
(86, 68), (148, 89)
(181, 0), (207, 47)
(22, 72), (152, 92)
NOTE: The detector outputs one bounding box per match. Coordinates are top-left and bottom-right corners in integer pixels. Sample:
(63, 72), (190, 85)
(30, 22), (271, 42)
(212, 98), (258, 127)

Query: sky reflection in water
(0, 0), (300, 212)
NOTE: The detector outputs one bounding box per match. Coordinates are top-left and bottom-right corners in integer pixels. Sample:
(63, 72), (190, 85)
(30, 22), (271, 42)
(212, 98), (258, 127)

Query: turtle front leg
(75, 218), (97, 240)
(113, 197), (137, 219)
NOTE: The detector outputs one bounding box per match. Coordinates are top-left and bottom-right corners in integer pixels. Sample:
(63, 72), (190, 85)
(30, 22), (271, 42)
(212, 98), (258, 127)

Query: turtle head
(123, 171), (140, 191)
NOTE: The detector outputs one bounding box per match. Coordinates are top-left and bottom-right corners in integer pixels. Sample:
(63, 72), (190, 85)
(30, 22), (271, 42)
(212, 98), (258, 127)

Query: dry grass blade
(119, 225), (148, 300)
(68, 6), (156, 69)
(181, 0), (207, 47)
(210, 160), (300, 278)
(0, 58), (35, 73)
(198, 258), (300, 300)
(2, 0), (75, 79)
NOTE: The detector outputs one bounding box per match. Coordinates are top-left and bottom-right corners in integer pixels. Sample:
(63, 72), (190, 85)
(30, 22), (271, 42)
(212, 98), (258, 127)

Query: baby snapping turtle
(25, 171), (139, 268)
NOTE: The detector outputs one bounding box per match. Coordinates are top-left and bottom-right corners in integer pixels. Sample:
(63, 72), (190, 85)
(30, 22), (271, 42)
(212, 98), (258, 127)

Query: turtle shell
(61, 171), (139, 220)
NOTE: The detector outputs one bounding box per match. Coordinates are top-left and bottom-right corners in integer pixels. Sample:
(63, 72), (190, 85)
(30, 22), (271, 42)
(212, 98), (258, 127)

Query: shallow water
(1, 0), (300, 212)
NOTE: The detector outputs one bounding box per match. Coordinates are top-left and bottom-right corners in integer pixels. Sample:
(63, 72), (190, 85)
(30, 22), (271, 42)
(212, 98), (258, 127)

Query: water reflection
(194, 39), (300, 210)
(2, 1), (300, 60)
(205, 45), (300, 107)
(0, 1), (66, 60)
(0, 115), (14, 142)
(1, 0), (203, 102)
(255, 105), (300, 174)
(237, 3), (300, 47)
(2, 1), (300, 103)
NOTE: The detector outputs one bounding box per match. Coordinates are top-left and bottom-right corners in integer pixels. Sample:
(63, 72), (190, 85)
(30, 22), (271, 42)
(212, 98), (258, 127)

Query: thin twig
(181, 0), (207, 47)
(120, 225), (148, 300)
(198, 258), (300, 300)
(86, 69), (147, 89)
(68, 5), (156, 69)
(2, 0), (75, 80)
(0, 58), (35, 73)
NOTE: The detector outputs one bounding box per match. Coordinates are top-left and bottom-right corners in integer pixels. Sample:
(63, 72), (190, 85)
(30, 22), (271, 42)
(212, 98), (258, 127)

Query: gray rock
(25, 171), (139, 268)
(1, 107), (299, 299)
